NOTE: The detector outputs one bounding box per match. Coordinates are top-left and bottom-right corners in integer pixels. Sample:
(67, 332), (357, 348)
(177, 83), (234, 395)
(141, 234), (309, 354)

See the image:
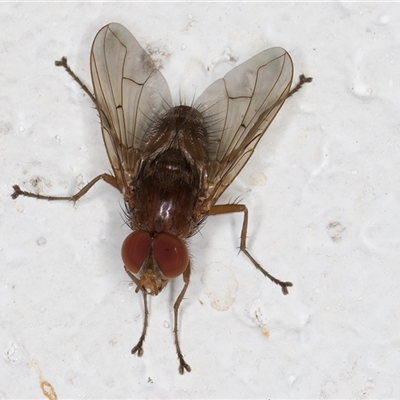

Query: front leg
(124, 266), (149, 358)
(173, 265), (192, 374)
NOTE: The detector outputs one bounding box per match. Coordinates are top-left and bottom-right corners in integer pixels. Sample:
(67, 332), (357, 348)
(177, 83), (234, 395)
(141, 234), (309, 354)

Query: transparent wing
(195, 47), (293, 202)
(90, 23), (172, 187)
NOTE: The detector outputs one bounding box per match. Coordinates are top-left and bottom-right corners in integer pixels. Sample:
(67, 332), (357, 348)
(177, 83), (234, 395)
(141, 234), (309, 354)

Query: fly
(12, 23), (312, 373)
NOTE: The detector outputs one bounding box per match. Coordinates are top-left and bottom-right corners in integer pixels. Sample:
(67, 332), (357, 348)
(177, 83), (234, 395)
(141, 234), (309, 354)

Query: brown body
(130, 106), (207, 238)
(12, 23), (311, 374)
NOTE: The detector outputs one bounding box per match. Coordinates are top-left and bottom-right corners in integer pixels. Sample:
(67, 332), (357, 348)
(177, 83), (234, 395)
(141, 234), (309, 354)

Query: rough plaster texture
(1, 2), (400, 399)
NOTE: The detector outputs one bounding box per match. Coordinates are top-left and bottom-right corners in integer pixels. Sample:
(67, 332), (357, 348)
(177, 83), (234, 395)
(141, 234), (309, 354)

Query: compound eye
(153, 233), (189, 278)
(121, 231), (151, 274)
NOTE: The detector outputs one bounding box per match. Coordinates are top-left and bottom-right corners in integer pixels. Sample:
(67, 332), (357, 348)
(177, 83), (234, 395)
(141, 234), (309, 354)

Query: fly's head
(122, 231), (189, 295)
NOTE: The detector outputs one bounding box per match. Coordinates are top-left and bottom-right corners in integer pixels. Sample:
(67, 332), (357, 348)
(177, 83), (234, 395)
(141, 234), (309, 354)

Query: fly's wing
(90, 23), (172, 188)
(195, 47), (293, 203)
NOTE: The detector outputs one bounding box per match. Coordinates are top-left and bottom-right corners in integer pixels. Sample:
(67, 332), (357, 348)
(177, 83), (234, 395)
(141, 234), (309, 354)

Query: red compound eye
(153, 233), (189, 278)
(121, 231), (151, 274)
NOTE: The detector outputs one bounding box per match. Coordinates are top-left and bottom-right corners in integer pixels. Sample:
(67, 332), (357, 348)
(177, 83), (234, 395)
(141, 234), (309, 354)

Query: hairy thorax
(132, 148), (200, 237)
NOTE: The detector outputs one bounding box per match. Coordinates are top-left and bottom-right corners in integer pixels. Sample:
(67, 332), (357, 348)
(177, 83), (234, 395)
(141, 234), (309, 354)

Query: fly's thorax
(132, 150), (199, 236)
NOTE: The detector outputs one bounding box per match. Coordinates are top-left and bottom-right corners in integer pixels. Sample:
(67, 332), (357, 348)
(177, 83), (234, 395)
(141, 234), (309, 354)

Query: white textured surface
(1, 2), (400, 399)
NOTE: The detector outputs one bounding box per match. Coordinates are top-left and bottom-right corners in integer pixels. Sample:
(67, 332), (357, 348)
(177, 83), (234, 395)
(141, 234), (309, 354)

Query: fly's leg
(12, 57), (114, 203)
(131, 291), (149, 357)
(55, 57), (97, 105)
(288, 74), (313, 98)
(124, 267), (149, 358)
(11, 173), (119, 203)
(124, 265), (191, 373)
(209, 204), (293, 295)
(173, 265), (191, 374)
